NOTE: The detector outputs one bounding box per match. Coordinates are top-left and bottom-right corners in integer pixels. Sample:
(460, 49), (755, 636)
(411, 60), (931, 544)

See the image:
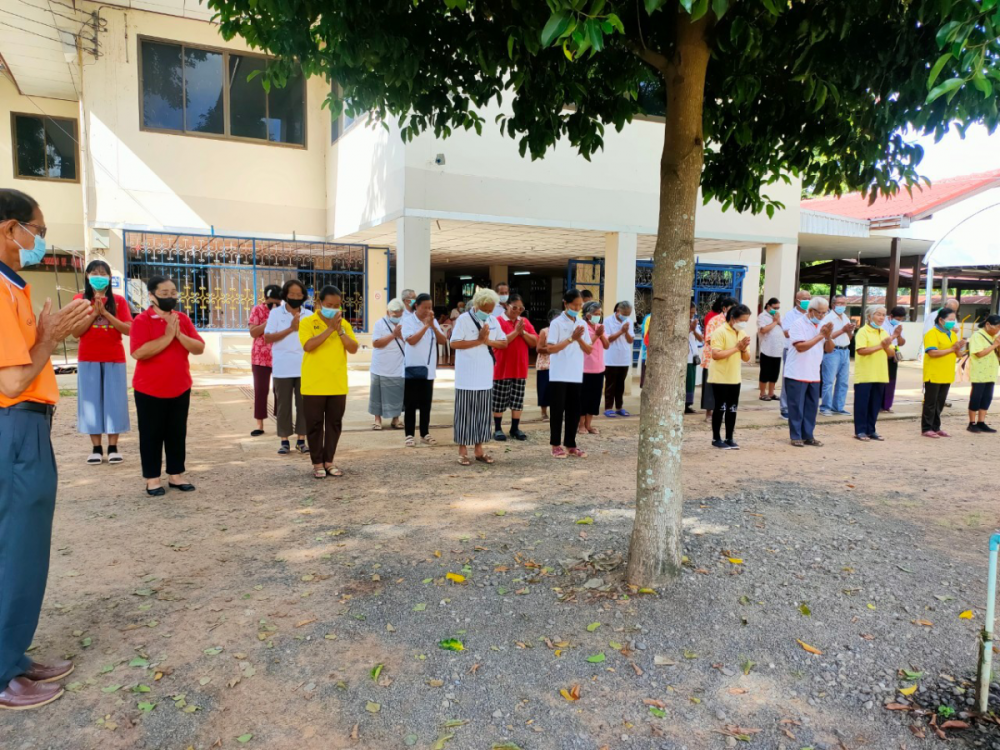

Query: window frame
(330, 81), (363, 144)
(137, 35), (307, 150)
(10, 112), (80, 184)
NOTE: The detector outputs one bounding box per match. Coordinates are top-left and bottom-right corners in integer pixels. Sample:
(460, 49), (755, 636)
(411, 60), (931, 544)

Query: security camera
(434, 153), (446, 166)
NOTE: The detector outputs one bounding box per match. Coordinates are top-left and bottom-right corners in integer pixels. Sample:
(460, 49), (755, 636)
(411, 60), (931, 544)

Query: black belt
(2, 401), (56, 418)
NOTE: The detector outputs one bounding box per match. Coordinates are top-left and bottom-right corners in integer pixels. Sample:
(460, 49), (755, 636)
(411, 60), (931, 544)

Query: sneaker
(922, 430), (940, 439)
(551, 446), (568, 459)
(935, 429), (952, 438)
(616, 409), (631, 417)
(711, 439), (732, 450)
(835, 410), (852, 416)
(603, 410), (618, 418)
(980, 423), (998, 433)
(779, 412), (789, 420)
(684, 405), (696, 415)
(819, 410), (834, 417)
(509, 429), (528, 441)
(494, 430), (508, 442)
(86, 451), (103, 465)
(968, 423), (981, 433)
(724, 439), (740, 450)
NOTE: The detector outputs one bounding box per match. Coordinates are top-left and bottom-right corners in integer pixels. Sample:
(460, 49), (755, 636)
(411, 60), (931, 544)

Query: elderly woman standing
(450, 289), (508, 465)
(369, 298), (406, 430)
(247, 284), (282, 437)
(853, 306), (897, 441)
(922, 307), (965, 438)
(967, 315), (1000, 433)
(579, 301), (609, 435)
(603, 300), (634, 417)
(402, 293), (448, 447)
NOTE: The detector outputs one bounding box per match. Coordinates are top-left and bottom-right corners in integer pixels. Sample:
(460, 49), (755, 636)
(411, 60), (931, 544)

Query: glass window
(331, 80), (359, 144)
(141, 41), (184, 130)
(183, 48), (224, 134)
(229, 54), (268, 140)
(266, 68), (305, 145)
(12, 114), (77, 181)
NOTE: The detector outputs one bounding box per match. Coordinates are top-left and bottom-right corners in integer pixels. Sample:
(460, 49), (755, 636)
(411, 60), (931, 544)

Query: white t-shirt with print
(402, 313), (444, 380)
(450, 310), (506, 391)
(265, 303), (309, 378)
(547, 312), (592, 384)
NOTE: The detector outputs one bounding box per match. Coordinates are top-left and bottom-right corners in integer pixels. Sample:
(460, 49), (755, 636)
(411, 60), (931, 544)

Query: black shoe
(711, 439), (732, 450)
(146, 486), (166, 497)
(724, 439), (740, 450)
(509, 429), (528, 441)
(968, 423), (981, 433)
(493, 430), (508, 442)
(979, 423), (997, 433)
(684, 405), (696, 414)
(168, 482), (196, 492)
(250, 429), (265, 437)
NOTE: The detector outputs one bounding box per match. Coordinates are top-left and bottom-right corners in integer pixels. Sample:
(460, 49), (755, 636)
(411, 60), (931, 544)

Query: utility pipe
(976, 533), (1000, 713)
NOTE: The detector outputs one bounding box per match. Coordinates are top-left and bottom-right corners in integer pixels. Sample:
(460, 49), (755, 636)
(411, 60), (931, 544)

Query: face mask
(566, 309), (579, 319)
(286, 298), (304, 309)
(834, 305), (846, 315)
(769, 309), (779, 316)
(155, 296), (178, 313)
(458, 306), (465, 312)
(733, 321), (747, 331)
(89, 275), (110, 291)
(943, 320), (957, 331)
(388, 315), (402, 324)
(321, 307), (340, 319)
(799, 299), (809, 311)
(14, 226), (46, 268)
(589, 314), (602, 324)
(616, 313), (626, 323)
(497, 294), (508, 304)
(474, 309), (490, 322)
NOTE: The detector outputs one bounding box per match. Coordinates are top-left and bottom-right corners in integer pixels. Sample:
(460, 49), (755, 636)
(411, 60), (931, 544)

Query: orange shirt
(0, 261), (59, 407)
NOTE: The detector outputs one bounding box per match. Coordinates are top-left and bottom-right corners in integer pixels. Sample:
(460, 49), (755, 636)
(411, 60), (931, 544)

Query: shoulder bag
(467, 310), (495, 363)
(404, 322), (435, 380)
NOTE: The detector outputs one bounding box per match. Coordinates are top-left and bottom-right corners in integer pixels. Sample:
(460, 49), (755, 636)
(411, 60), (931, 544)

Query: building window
(139, 37), (305, 146)
(11, 113), (78, 182)
(330, 81), (359, 143)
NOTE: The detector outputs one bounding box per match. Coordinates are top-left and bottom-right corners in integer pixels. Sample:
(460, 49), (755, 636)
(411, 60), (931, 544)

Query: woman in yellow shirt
(299, 286), (359, 478)
(966, 315), (1000, 433)
(707, 304), (751, 450)
(921, 308), (965, 438)
(853, 306), (897, 441)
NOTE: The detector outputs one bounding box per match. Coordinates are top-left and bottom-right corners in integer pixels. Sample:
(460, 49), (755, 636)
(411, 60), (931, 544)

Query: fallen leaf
(438, 638), (464, 652)
(575, 517), (594, 525)
(586, 653), (606, 664)
(798, 603), (811, 616)
(902, 670), (924, 681)
(740, 659), (756, 675)
(683, 649), (698, 659)
(648, 706), (666, 718)
(910, 724), (926, 739)
(445, 573), (465, 584)
(295, 618), (317, 628)
(431, 733), (455, 750)
(137, 701), (156, 712)
(959, 610), (975, 620)
(203, 647), (223, 656)
(885, 703), (912, 711)
(727, 558), (743, 565)
(796, 640), (823, 655)
(370, 664), (384, 682)
(365, 701), (381, 713)
(727, 688), (747, 695)
(899, 684), (917, 696)
(941, 720), (970, 729)
(911, 619), (934, 628)
(236, 734), (253, 744)
(414, 604), (427, 612)
(643, 698), (666, 708)
(492, 743), (524, 750)
(653, 655), (677, 666)
(559, 686), (580, 701)
(350, 724), (359, 740)
(434, 551), (442, 558)
(586, 622), (601, 632)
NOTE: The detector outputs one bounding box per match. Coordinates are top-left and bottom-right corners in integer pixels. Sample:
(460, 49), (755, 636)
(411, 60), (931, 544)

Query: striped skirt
(453, 388), (493, 446)
(77, 361), (131, 435)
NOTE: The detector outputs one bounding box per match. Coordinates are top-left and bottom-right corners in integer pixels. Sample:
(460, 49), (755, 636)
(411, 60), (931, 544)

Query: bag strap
(468, 310), (496, 363)
(384, 318), (404, 355)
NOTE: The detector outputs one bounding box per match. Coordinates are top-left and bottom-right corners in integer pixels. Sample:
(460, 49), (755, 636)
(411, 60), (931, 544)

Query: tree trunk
(626, 15), (711, 587)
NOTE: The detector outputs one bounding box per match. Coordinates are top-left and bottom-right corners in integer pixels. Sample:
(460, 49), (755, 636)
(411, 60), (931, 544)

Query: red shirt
(130, 308), (204, 398)
(73, 293), (133, 363)
(493, 315), (537, 381)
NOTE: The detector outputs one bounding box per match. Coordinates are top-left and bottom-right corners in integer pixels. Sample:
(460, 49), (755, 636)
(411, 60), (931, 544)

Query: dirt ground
(3, 380), (1000, 750)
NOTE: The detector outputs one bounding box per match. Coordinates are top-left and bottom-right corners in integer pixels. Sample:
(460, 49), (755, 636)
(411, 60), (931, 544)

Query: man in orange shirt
(0, 189), (91, 710)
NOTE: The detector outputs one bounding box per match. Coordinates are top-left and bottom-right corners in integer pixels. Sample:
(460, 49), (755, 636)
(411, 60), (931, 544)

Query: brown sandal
(458, 455), (472, 466)
(474, 454), (494, 465)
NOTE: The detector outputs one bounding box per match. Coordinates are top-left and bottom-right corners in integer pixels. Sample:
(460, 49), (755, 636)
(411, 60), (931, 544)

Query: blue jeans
(785, 378), (820, 441)
(820, 348), (850, 412)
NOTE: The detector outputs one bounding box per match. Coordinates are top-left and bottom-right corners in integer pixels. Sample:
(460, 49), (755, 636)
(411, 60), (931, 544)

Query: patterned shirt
(701, 313), (727, 369)
(536, 327), (550, 371)
(248, 303), (273, 368)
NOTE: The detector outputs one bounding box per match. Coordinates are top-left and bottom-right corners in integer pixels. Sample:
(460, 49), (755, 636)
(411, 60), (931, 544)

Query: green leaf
(203, 647), (223, 656)
(689, 0), (710, 22)
(586, 19), (604, 53)
(903, 670), (925, 681)
(586, 652), (606, 663)
(973, 73), (994, 99)
(926, 77), (964, 103)
(414, 603), (427, 611)
(587, 622), (601, 632)
(760, 0), (781, 16)
(576, 516), (594, 525)
(438, 638), (465, 652)
(740, 658), (756, 675)
(590, 0), (607, 15)
(935, 20), (963, 50)
(129, 657), (149, 668)
(134, 684), (152, 693)
(605, 13), (624, 33)
(81, 637), (92, 648)
(927, 52), (952, 90)
(236, 734), (254, 744)
(799, 603), (811, 616)
(371, 663), (384, 681)
(679, 0), (694, 12)
(712, 0), (729, 19)
(101, 684), (122, 693)
(609, 641), (623, 650)
(644, 0), (664, 14)
(137, 701), (156, 712)
(541, 11), (571, 47)
(648, 706), (666, 718)
(507, 35), (514, 60)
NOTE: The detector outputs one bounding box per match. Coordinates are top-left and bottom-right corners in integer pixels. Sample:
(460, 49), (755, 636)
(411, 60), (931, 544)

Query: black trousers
(304, 394), (346, 465)
(710, 382), (741, 441)
(548, 381), (582, 448)
(404, 378), (434, 438)
(135, 389), (190, 479)
(921, 382), (950, 433)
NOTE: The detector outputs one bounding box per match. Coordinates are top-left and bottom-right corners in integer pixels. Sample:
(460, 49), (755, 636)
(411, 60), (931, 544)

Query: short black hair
(765, 297), (780, 308)
(726, 303), (752, 322)
(935, 306), (956, 323)
(580, 289), (594, 300)
(889, 306), (907, 319)
(507, 293), (523, 305)
(712, 295), (739, 313)
(0, 188), (39, 223)
(281, 279), (307, 299)
(979, 314), (1000, 328)
(84, 259), (116, 316)
(414, 292), (433, 308)
(147, 275), (172, 293)
(547, 309), (561, 322)
(263, 284), (282, 300)
(563, 289), (582, 305)
(495, 281), (510, 291)
(319, 284), (342, 302)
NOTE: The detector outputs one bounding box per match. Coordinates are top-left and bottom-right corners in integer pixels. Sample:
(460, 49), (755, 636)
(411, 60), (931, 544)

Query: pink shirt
(583, 323), (606, 374)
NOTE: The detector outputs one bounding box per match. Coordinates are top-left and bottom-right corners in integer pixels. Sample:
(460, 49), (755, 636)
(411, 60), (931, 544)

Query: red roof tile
(801, 169), (1000, 222)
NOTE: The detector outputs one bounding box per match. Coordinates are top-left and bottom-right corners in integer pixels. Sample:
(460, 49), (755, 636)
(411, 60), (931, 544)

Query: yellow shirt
(853, 324), (889, 384)
(707, 323), (748, 384)
(298, 315), (356, 396)
(923, 326), (958, 384)
(968, 329), (999, 384)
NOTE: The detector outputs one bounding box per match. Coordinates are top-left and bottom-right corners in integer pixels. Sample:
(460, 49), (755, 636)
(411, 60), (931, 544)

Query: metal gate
(566, 259), (604, 301)
(124, 231), (370, 332)
(633, 260), (746, 321)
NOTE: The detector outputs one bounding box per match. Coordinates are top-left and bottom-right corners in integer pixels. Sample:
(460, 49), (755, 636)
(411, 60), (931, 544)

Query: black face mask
(285, 298), (305, 309)
(155, 297), (178, 313)
(266, 301), (279, 310)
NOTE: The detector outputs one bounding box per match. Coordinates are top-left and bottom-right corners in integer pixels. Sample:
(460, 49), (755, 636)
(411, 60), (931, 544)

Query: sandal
(390, 419), (402, 430)
(312, 468), (327, 479)
(421, 435), (437, 446)
(854, 434), (870, 442)
(296, 440), (308, 454)
(277, 441), (290, 455)
(372, 422), (383, 431)
(326, 467), (344, 477)
(475, 454), (495, 465)
(587, 428), (600, 435)
(458, 455), (472, 466)
(567, 447), (588, 459)
(405, 436), (415, 448)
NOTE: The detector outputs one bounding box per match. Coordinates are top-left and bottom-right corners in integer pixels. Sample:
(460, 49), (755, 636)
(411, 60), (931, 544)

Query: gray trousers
(273, 376), (306, 438)
(0, 408), (58, 689)
(779, 349), (790, 414)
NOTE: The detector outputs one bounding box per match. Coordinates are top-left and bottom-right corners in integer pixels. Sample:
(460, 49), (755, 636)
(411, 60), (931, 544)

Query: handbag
(404, 323), (435, 380)
(467, 310), (495, 364)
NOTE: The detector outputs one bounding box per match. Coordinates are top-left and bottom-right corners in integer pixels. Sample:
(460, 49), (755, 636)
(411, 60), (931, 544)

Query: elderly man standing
(779, 289), (811, 420)
(819, 295), (856, 416)
(923, 297), (960, 338)
(784, 298), (835, 447)
(400, 289), (417, 321)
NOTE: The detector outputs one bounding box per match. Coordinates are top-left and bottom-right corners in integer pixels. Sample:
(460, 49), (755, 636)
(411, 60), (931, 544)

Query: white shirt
(450, 308), (465, 320)
(757, 311), (785, 358)
(402, 313), (444, 380)
(370, 316), (405, 378)
(265, 303), (309, 378)
(547, 312), (592, 384)
(821, 310), (853, 348)
(923, 308), (949, 338)
(784, 314), (826, 381)
(604, 314), (634, 367)
(450, 310), (506, 391)
(781, 307), (807, 350)
(687, 325), (704, 364)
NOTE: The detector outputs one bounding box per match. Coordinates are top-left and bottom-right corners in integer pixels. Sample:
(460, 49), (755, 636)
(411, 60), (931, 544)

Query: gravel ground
(2, 390), (999, 750)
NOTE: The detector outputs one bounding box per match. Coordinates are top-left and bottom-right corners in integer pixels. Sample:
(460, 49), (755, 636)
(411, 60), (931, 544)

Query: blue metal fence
(124, 230), (370, 332)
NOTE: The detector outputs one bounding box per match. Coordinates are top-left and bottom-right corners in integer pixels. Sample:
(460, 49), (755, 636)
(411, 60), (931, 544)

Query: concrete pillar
(489, 264), (509, 290)
(395, 217), (431, 297)
(763, 243), (798, 309)
(366, 247), (390, 327)
(603, 232), (638, 313)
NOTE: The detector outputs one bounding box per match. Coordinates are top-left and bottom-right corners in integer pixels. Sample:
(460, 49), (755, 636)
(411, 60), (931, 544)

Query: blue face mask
(943, 320), (957, 331)
(616, 313), (626, 323)
(834, 305), (846, 315)
(388, 315), (402, 325)
(799, 299), (809, 311)
(321, 307), (339, 319)
(590, 314), (602, 324)
(89, 275), (110, 291)
(14, 225), (46, 268)
(474, 309), (490, 322)
(498, 294), (509, 304)
(566, 309), (579, 319)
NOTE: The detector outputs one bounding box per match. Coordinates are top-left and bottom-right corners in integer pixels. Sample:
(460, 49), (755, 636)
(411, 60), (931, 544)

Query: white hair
(472, 288), (500, 310)
(808, 297), (829, 312)
(401, 288), (415, 298)
(866, 305), (886, 321)
(387, 298), (405, 314)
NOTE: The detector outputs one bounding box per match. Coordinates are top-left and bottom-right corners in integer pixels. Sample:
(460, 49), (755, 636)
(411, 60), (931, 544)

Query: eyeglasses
(20, 222), (47, 239)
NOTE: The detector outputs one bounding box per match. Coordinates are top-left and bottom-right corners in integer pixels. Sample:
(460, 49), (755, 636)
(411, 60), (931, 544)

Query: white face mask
(733, 321), (747, 331)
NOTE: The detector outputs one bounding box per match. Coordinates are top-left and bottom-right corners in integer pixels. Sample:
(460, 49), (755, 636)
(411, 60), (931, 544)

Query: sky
(906, 123), (1000, 181)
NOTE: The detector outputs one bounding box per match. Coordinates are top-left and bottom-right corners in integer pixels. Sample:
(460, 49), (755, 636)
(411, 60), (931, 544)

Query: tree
(208, 0), (1000, 585)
